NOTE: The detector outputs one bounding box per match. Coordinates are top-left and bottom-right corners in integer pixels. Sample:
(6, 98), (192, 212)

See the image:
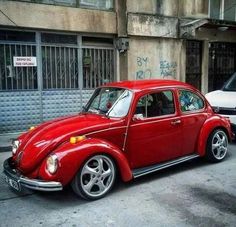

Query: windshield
(222, 72), (236, 92)
(84, 87), (133, 118)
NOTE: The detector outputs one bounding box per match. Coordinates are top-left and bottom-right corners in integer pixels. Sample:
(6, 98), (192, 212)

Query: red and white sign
(13, 57), (37, 67)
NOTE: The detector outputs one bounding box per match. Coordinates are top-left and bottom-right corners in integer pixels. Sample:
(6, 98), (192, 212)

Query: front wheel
(206, 129), (228, 162)
(71, 154), (116, 200)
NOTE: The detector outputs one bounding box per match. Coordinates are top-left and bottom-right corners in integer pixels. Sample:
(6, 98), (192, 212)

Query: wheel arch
(196, 118), (231, 156)
(54, 138), (133, 186)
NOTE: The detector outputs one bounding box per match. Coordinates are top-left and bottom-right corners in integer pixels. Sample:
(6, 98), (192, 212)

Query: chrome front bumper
(3, 158), (63, 192)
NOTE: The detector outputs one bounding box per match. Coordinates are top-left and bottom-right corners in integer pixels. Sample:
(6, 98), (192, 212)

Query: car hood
(16, 113), (112, 172)
(205, 90), (236, 108)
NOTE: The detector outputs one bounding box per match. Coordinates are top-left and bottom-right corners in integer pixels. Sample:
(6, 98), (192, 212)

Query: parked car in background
(205, 72), (236, 135)
(3, 80), (233, 200)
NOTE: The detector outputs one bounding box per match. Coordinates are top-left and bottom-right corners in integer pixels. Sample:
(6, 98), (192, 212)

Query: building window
(79, 0), (114, 10)
(9, 0), (114, 10)
(209, 0), (236, 21)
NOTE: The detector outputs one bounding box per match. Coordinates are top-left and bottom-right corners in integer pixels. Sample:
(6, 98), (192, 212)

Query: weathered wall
(127, 38), (185, 81)
(157, 0), (179, 17)
(127, 0), (157, 14)
(127, 14), (178, 38)
(127, 0), (208, 18)
(0, 1), (116, 34)
(179, 0), (209, 18)
(196, 28), (236, 42)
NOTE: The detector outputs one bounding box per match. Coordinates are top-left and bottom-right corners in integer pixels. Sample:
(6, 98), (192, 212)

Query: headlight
(12, 140), (20, 155)
(46, 154), (58, 174)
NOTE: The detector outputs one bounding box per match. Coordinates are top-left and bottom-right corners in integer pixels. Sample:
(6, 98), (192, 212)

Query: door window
(135, 91), (175, 118)
(179, 90), (204, 112)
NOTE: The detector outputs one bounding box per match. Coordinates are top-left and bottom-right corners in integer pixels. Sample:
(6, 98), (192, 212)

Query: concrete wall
(0, 1), (116, 34)
(196, 28), (236, 42)
(127, 0), (157, 14)
(127, 38), (185, 81)
(127, 0), (209, 18)
(157, 0), (179, 17)
(127, 14), (178, 38)
(179, 0), (209, 18)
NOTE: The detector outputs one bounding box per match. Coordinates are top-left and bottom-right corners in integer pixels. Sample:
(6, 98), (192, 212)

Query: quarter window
(179, 90), (204, 112)
(135, 91), (175, 118)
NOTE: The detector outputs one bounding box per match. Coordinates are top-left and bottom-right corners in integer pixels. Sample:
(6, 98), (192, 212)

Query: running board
(132, 154), (200, 178)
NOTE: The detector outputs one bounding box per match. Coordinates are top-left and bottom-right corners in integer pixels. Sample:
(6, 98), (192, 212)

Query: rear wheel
(206, 129), (228, 162)
(72, 154), (116, 200)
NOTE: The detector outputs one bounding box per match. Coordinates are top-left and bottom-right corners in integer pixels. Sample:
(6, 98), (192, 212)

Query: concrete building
(0, 0), (236, 134)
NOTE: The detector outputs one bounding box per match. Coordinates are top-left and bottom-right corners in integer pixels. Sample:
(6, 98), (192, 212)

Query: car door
(178, 89), (208, 155)
(126, 89), (183, 169)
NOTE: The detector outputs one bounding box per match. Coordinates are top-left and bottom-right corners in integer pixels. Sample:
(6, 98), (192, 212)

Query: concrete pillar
(116, 0), (128, 81)
(201, 40), (209, 94)
(179, 39), (186, 82)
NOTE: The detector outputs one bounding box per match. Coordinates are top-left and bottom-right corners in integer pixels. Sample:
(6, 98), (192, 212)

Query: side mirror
(212, 106), (220, 113)
(132, 114), (144, 121)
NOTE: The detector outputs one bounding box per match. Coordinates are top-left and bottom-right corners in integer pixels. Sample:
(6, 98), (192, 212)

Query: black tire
(206, 129), (228, 163)
(71, 154), (116, 200)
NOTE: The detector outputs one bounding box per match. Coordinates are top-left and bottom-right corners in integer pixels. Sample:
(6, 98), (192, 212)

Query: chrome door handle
(171, 119), (181, 125)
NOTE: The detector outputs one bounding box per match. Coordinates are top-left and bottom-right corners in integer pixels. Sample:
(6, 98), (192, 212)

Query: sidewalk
(0, 132), (21, 152)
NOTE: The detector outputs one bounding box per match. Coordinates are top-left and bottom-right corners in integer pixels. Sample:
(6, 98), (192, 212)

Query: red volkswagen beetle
(3, 80), (233, 200)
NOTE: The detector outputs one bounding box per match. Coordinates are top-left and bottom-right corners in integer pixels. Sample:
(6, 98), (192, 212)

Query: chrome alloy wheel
(211, 130), (228, 160)
(80, 155), (115, 198)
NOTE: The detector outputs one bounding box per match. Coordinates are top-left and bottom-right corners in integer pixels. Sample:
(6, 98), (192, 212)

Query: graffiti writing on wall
(160, 60), (177, 79)
(136, 57), (152, 80)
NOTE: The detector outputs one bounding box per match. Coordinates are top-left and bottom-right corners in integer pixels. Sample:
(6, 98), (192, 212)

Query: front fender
(197, 115), (232, 156)
(39, 138), (133, 186)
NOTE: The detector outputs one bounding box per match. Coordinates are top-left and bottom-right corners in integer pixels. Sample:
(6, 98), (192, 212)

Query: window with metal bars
(0, 44), (37, 90)
(82, 48), (114, 89)
(186, 40), (202, 90)
(42, 45), (79, 89)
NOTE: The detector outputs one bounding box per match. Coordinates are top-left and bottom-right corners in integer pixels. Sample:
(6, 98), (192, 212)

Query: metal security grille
(0, 44), (37, 90)
(0, 30), (115, 133)
(209, 42), (236, 91)
(42, 45), (79, 89)
(83, 48), (114, 89)
(186, 40), (202, 90)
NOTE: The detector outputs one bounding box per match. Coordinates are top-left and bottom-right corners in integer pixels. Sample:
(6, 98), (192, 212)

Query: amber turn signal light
(70, 136), (86, 144)
(29, 126), (35, 131)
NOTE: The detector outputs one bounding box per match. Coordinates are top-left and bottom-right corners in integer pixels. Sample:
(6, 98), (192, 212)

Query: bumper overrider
(3, 157), (63, 192)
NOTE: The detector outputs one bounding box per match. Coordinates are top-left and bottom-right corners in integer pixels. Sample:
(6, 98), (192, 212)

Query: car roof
(103, 79), (194, 92)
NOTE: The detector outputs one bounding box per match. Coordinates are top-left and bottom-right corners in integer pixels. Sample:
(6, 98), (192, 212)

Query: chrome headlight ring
(46, 154), (59, 174)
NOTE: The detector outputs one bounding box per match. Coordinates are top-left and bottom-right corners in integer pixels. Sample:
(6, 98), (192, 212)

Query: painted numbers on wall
(136, 57), (152, 80)
(160, 60), (177, 79)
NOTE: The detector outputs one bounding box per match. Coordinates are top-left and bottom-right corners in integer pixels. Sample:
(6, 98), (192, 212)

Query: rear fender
(197, 116), (231, 156)
(39, 138), (132, 186)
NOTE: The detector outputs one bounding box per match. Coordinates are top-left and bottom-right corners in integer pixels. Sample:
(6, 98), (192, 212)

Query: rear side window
(179, 90), (204, 112)
(135, 91), (175, 118)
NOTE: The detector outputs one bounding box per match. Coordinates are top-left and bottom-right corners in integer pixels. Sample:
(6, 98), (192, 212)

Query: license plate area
(5, 175), (21, 191)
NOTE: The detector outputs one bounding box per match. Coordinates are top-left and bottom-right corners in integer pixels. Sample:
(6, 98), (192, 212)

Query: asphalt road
(0, 144), (236, 227)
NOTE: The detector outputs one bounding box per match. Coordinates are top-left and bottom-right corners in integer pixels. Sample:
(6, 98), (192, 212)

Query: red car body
(3, 79), (233, 199)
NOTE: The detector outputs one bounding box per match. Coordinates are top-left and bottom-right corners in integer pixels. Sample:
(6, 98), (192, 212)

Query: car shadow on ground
(32, 154), (231, 204)
(7, 149), (233, 206)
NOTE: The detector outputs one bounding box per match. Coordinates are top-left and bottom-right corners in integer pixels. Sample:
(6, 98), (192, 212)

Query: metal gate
(0, 31), (115, 134)
(186, 40), (202, 90)
(209, 42), (236, 91)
